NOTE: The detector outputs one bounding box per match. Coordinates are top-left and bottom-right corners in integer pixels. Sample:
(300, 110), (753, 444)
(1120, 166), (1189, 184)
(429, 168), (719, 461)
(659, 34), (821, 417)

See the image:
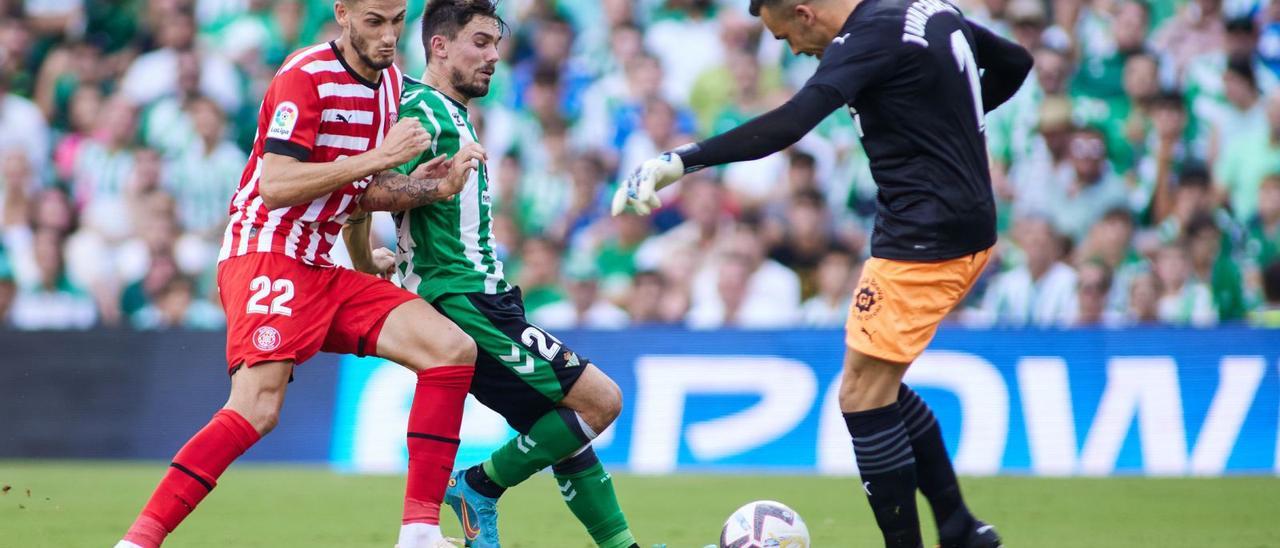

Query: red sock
(124, 409), (261, 547)
(403, 365), (473, 525)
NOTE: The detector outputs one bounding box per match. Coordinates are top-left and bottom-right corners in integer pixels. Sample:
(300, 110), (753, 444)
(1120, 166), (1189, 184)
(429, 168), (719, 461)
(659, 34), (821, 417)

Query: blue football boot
(443, 470), (501, 547)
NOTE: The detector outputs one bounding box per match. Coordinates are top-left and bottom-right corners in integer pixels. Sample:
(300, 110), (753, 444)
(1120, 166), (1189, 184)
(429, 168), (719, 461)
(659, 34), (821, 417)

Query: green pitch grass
(2, 461), (1278, 547)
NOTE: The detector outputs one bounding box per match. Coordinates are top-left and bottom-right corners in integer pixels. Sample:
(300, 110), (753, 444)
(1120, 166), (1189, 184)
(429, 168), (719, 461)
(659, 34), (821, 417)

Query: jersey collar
(329, 41), (382, 90)
(423, 83), (469, 112)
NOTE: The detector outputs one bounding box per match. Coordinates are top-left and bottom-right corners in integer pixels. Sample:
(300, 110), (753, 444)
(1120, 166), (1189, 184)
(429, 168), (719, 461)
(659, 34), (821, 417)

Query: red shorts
(216, 252), (418, 372)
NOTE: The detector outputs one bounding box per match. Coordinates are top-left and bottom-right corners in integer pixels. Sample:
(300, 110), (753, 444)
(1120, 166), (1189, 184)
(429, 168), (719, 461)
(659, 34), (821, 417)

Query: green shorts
(433, 288), (590, 433)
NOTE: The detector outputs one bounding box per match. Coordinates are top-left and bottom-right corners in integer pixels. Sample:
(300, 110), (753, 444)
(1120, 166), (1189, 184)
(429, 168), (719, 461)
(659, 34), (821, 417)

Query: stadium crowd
(0, 0), (1278, 330)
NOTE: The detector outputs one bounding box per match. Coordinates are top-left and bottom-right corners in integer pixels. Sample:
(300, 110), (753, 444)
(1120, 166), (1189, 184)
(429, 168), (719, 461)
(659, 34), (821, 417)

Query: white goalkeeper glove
(610, 151), (685, 216)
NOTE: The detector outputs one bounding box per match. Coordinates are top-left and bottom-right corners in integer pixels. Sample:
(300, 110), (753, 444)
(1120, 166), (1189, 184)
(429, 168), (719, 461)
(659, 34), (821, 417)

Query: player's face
(338, 0), (406, 71)
(442, 17), (502, 99)
(759, 5), (830, 58)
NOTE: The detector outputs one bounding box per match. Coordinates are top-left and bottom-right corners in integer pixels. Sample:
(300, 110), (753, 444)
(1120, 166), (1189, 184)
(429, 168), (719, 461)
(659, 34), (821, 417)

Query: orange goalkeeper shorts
(846, 246), (992, 364)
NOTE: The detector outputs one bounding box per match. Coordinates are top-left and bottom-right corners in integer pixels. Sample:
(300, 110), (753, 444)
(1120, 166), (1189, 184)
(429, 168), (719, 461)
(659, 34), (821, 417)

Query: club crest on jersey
(268, 101), (299, 140)
(853, 279), (883, 319)
(253, 326), (282, 352)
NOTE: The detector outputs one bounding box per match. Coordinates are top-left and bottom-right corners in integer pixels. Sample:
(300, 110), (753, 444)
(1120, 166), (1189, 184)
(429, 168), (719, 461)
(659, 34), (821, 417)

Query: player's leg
(436, 291), (634, 547)
(118, 361), (292, 548)
(844, 250), (999, 548)
(120, 253), (334, 548)
(378, 299), (477, 546)
(551, 367), (640, 548)
(479, 365), (619, 488)
(839, 349), (922, 548)
(896, 382), (986, 547)
(327, 282), (476, 548)
(467, 363), (635, 547)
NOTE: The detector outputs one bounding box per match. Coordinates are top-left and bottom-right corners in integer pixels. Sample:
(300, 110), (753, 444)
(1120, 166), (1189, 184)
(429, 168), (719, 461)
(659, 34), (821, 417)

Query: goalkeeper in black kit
(613, 0), (1032, 547)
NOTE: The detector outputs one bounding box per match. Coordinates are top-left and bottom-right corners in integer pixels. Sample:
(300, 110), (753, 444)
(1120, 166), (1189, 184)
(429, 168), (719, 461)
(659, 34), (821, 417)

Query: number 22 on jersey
(950, 29), (985, 132)
(246, 276), (295, 316)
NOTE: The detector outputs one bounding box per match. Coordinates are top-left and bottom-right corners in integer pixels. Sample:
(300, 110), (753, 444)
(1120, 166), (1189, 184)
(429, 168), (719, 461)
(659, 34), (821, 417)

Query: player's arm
(341, 208), (395, 276)
(967, 19), (1034, 112)
(259, 117), (429, 210)
(612, 20), (898, 215)
(610, 85), (847, 215)
(359, 143), (486, 212)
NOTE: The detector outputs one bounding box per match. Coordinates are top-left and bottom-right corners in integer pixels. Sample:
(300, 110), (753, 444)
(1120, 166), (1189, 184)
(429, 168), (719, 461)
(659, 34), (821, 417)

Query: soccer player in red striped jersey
(116, 2), (487, 547)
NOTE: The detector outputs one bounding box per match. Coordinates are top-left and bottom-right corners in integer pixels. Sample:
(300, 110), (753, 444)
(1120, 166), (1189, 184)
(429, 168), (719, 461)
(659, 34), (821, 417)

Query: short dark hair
(1183, 212), (1220, 241)
(531, 61), (560, 87)
(1226, 16), (1255, 34)
(1150, 90), (1186, 111)
(1226, 55), (1258, 90)
(1101, 206), (1135, 226)
(421, 0), (508, 58)
(791, 188), (826, 209)
(788, 150), (816, 169)
(749, 0), (801, 17)
(1177, 162), (1211, 189)
(1264, 261), (1280, 303)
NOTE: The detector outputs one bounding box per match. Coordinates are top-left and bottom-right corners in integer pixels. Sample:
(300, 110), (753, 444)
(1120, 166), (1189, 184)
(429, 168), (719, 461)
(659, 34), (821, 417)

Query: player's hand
(410, 153), (450, 180)
(379, 118), (431, 169)
(371, 247), (397, 279)
(439, 143), (486, 198)
(610, 151), (684, 216)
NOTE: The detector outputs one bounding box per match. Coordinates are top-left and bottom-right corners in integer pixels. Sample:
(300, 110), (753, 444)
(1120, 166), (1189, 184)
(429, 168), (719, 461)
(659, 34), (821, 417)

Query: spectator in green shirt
(515, 237), (568, 315)
(1249, 261), (1280, 327)
(1153, 241), (1219, 326)
(1185, 212), (1248, 321)
(590, 212), (652, 300)
(1071, 0), (1150, 118)
(1214, 92), (1280, 221)
(1245, 174), (1280, 269)
(1050, 126), (1131, 242)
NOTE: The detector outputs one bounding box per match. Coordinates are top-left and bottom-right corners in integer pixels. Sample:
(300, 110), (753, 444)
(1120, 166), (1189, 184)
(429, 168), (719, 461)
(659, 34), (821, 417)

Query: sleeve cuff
(264, 138), (311, 161)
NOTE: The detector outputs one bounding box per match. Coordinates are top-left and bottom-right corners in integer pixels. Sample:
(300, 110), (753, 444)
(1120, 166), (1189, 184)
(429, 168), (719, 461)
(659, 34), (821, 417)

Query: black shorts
(432, 288), (590, 433)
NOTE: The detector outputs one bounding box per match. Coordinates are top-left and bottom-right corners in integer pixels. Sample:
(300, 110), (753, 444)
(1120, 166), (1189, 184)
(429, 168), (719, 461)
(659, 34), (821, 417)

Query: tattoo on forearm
(362, 172), (450, 212)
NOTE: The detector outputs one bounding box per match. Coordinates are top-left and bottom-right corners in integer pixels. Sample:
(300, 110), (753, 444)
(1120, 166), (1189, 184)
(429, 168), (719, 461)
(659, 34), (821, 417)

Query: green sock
(553, 447), (635, 548)
(484, 408), (589, 488)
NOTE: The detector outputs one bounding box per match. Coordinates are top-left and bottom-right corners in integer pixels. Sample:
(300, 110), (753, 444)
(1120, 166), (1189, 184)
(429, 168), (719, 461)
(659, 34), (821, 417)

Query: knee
(410, 327), (476, 371)
(233, 397), (282, 436)
(582, 377), (623, 433)
(250, 407), (281, 435)
(838, 373), (860, 410)
(444, 329), (477, 366)
(599, 378), (623, 424)
(839, 352), (901, 413)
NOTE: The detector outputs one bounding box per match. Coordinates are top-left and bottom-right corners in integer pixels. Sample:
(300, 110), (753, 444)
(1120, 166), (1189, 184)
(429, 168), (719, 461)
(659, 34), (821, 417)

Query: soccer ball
(718, 500), (810, 548)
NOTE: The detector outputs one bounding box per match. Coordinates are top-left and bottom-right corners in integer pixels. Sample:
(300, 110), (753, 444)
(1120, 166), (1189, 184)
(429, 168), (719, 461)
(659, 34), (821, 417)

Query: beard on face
(350, 26), (395, 71)
(450, 65), (492, 99)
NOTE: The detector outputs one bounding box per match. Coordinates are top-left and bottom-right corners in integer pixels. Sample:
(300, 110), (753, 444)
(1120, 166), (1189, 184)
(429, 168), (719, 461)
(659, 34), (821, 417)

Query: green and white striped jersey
(392, 77), (509, 302)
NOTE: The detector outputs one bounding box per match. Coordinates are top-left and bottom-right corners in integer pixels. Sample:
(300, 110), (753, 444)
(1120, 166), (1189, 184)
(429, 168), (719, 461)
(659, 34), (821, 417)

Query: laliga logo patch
(268, 101), (299, 139)
(253, 326), (282, 352)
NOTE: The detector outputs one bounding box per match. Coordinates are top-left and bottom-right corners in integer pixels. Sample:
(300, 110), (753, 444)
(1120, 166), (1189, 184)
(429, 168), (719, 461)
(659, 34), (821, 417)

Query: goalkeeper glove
(610, 151), (685, 216)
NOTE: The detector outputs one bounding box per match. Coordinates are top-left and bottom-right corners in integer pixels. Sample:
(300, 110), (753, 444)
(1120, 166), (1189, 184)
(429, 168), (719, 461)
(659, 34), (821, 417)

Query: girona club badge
(253, 326), (282, 352)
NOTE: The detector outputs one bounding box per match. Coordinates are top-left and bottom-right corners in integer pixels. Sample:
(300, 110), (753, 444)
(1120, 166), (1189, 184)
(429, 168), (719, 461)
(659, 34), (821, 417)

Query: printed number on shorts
(499, 326), (562, 375)
(246, 276), (295, 316)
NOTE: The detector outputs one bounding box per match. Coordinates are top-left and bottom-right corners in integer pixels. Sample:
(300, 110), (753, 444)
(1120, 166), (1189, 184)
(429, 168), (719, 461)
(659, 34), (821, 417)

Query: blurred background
(0, 0), (1276, 331)
(3, 1), (1280, 545)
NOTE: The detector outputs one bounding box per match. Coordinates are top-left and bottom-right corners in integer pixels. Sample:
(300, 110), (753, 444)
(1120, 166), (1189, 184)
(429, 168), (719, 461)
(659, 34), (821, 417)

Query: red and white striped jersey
(219, 41), (403, 267)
